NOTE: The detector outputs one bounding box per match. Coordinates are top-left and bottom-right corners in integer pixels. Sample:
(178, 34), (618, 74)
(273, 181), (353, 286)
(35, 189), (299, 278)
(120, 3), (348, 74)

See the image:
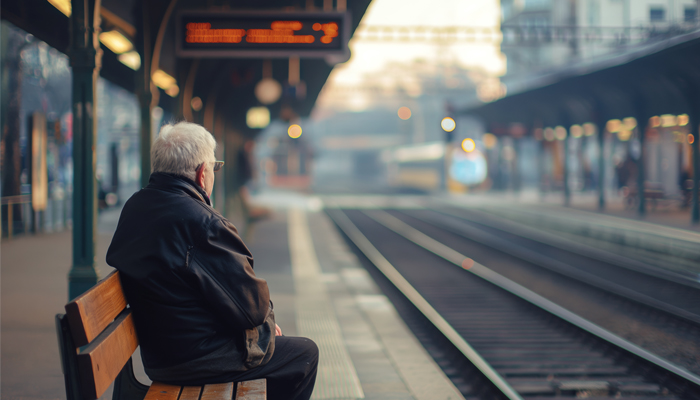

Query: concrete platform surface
(0, 194), (463, 400)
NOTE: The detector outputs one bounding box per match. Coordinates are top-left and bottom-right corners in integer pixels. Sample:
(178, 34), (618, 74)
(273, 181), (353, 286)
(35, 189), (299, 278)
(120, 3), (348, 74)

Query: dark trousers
(220, 336), (319, 400)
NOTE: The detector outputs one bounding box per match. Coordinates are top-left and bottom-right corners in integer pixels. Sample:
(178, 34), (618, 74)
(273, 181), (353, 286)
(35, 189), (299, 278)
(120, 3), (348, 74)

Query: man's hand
(275, 324), (283, 336)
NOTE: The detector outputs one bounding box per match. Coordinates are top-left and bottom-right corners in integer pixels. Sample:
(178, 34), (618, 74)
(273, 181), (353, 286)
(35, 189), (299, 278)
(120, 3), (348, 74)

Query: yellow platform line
(289, 209), (364, 400)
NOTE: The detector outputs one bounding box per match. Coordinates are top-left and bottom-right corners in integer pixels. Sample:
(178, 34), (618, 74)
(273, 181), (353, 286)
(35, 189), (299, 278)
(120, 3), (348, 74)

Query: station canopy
(460, 29), (700, 133)
(2, 0), (372, 136)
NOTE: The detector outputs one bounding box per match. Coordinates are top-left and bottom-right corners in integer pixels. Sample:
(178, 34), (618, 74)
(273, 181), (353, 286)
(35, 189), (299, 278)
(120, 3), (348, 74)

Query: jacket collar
(147, 172), (212, 206)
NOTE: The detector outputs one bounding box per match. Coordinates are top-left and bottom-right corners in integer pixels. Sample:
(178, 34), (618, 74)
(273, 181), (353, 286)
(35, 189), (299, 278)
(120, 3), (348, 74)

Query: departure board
(176, 11), (350, 58)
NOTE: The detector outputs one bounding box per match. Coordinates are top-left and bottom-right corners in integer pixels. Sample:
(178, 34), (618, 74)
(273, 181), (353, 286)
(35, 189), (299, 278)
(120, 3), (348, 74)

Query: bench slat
(65, 270), (128, 346)
(178, 386), (202, 400)
(235, 379), (267, 400)
(144, 382), (182, 400)
(202, 382), (234, 400)
(76, 309), (139, 399)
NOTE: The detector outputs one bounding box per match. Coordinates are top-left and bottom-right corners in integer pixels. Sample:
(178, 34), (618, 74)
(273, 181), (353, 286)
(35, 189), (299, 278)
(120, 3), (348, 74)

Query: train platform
(0, 193), (464, 400)
(521, 190), (700, 233)
(435, 190), (700, 280)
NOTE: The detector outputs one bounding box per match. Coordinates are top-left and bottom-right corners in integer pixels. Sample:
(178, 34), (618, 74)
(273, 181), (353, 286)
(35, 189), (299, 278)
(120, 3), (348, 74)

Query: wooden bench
(55, 270), (266, 400)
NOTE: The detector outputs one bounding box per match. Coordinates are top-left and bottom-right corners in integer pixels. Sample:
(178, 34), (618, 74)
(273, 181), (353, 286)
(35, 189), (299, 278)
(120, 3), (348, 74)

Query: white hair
(151, 122), (217, 181)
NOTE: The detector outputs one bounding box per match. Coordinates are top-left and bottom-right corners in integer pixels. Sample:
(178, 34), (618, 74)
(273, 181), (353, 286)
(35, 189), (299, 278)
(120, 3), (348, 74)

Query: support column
(68, 0), (101, 299)
(138, 92), (152, 188)
(538, 139), (546, 201)
(563, 129), (571, 206)
(597, 122), (606, 211)
(635, 117), (647, 217)
(513, 137), (522, 193)
(136, 1), (152, 189)
(691, 111), (699, 224)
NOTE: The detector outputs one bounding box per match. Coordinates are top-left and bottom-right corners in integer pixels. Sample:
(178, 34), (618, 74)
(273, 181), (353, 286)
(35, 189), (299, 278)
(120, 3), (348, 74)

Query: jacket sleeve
(187, 217), (270, 331)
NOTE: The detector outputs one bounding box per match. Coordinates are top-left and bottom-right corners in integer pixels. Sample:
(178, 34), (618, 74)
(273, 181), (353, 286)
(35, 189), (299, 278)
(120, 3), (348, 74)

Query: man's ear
(195, 163), (206, 189)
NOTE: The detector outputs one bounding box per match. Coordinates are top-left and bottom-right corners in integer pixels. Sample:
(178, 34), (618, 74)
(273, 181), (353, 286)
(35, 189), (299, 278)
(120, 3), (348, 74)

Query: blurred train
(382, 141), (488, 193)
(257, 132), (490, 194)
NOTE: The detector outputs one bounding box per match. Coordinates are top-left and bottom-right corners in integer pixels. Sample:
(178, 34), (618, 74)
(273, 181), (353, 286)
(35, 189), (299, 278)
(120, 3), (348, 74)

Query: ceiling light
(165, 85), (180, 97)
(99, 30), (133, 54)
(152, 69), (177, 90)
(247, 107), (270, 129)
(48, 0), (71, 16)
(118, 51), (141, 70)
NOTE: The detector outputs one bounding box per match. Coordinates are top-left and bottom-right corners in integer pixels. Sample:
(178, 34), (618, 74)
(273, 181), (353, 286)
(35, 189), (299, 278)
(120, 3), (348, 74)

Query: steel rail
(327, 209), (522, 400)
(365, 209), (700, 388)
(411, 207), (700, 324)
(431, 205), (700, 289)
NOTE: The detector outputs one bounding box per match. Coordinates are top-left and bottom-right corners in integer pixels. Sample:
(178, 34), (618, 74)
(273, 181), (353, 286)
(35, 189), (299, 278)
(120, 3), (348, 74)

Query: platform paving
(0, 193), (463, 400)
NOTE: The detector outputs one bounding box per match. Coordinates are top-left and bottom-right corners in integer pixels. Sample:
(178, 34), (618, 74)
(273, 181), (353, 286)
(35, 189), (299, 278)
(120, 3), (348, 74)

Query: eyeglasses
(198, 161), (225, 172)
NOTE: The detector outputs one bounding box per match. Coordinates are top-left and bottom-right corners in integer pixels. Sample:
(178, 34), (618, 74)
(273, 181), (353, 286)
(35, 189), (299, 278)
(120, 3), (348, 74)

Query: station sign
(176, 11), (350, 58)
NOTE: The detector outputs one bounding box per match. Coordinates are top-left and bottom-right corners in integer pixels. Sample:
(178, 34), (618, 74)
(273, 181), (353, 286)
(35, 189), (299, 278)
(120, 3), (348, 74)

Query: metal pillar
(513, 137), (522, 193)
(136, 1), (152, 189)
(691, 111), (699, 224)
(538, 140), (546, 200)
(635, 118), (647, 217)
(138, 92), (152, 189)
(68, 0), (101, 299)
(563, 131), (571, 206)
(597, 122), (606, 211)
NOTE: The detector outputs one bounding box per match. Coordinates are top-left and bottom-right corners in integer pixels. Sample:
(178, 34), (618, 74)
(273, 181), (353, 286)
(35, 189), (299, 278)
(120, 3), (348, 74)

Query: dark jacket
(106, 173), (275, 379)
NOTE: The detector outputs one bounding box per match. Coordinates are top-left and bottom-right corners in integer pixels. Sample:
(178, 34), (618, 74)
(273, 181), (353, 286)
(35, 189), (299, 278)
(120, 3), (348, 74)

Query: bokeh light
(606, 119), (621, 133)
(461, 138), (476, 152)
(247, 107), (270, 129)
(482, 133), (498, 149)
(288, 124), (302, 138)
(190, 96), (203, 111)
(555, 126), (567, 140)
(398, 106), (412, 120)
(661, 114), (677, 127)
(441, 117), (456, 132)
(544, 127), (555, 141)
(462, 258), (474, 270)
(623, 117), (637, 130)
(617, 130), (632, 141)
(570, 125), (583, 138)
(688, 134), (695, 144)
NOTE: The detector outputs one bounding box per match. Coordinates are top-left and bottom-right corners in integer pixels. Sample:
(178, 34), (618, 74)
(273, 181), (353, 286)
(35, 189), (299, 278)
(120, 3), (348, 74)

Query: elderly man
(107, 122), (318, 400)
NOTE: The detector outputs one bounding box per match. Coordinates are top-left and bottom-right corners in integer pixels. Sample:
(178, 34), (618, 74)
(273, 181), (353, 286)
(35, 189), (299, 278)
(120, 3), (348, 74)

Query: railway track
(327, 207), (700, 400)
(426, 204), (700, 324)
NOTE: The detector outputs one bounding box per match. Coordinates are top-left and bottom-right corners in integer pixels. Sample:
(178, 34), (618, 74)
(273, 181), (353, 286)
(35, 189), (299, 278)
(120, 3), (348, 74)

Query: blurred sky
(324, 0), (505, 88)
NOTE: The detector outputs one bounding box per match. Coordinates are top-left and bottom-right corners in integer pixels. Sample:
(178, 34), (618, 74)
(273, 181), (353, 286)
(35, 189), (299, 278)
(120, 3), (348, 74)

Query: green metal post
(136, 1), (152, 189)
(68, 0), (100, 299)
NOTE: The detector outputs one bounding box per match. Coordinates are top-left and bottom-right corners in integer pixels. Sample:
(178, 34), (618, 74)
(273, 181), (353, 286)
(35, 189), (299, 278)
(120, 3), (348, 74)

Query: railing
(2, 194), (72, 239)
(2, 195), (31, 239)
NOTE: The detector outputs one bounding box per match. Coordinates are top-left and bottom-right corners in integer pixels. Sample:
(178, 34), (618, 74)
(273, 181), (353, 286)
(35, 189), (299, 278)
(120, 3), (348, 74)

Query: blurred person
(106, 122), (318, 400)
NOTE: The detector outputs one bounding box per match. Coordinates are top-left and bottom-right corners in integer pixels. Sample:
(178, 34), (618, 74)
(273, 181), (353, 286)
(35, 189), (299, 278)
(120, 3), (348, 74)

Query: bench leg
(56, 314), (84, 400)
(113, 358), (150, 400)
